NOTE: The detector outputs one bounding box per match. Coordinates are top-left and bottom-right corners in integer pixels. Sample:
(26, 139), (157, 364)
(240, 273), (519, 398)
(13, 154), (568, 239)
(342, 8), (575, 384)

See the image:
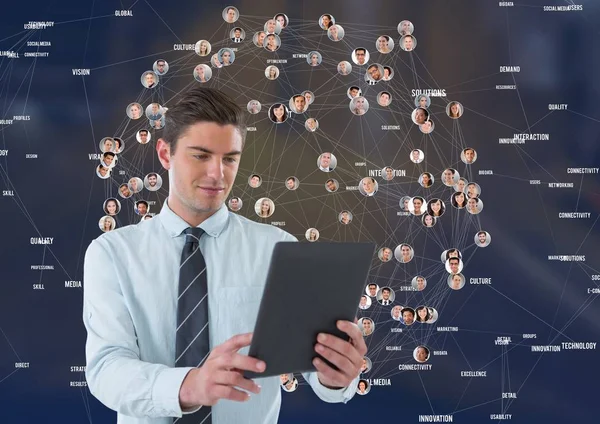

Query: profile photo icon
(149, 116), (165, 130)
(401, 307), (416, 325)
(126, 102), (143, 120)
(398, 20), (414, 36)
(415, 306), (431, 323)
(305, 228), (320, 242)
(367, 64), (384, 83)
(144, 172), (162, 191)
(395, 243), (414, 263)
(118, 183), (132, 199)
(317, 152), (337, 172)
(136, 129), (151, 144)
(141, 71), (158, 88)
(419, 172), (433, 188)
(412, 107), (429, 125)
(442, 248), (462, 263)
(289, 94), (307, 114)
(223, 6), (239, 23)
(466, 197), (484, 215)
(247, 100), (261, 115)
(377, 67), (390, 83)
(420, 120), (434, 134)
(248, 174), (262, 188)
(359, 177), (378, 196)
(274, 13), (289, 29)
(230, 27), (245, 43)
(400, 34), (417, 51)
(193, 64), (212, 83)
(350, 96), (369, 115)
(100, 150), (116, 169)
(376, 35), (394, 53)
(410, 149), (424, 164)
(422, 214), (436, 228)
(360, 357), (372, 374)
(412, 275), (427, 291)
(146, 103), (163, 121)
(194, 40), (211, 56)
(352, 47), (369, 66)
(211, 53), (223, 68)
(264, 33), (281, 52)
(378, 247), (393, 263)
(357, 318), (374, 336)
(409, 196), (426, 216)
(377, 91), (391, 107)
(347, 86), (362, 99)
(135, 200), (149, 216)
(466, 182), (481, 198)
(427, 198), (446, 217)
(253, 31), (266, 47)
(414, 346), (430, 363)
(415, 94), (431, 108)
(285, 176), (299, 191)
(382, 166), (394, 181)
(128, 177), (143, 194)
(268, 103), (289, 123)
(328, 24), (344, 42)
(325, 178), (339, 192)
(218, 48), (235, 66)
(100, 137), (115, 153)
(228, 196), (243, 212)
(319, 14), (335, 30)
(357, 379), (370, 395)
(358, 295), (372, 310)
(281, 377), (298, 393)
(302, 90), (315, 105)
(442, 168), (459, 187)
(462, 147), (477, 164)
(391, 305), (403, 321)
(448, 273), (465, 290)
(445, 257), (463, 274)
(447, 101), (463, 119)
(265, 65), (280, 80)
(307, 51), (322, 67)
(475, 231), (491, 247)
(264, 18), (282, 35)
(96, 164), (111, 179)
(337, 61), (352, 75)
(153, 59), (169, 75)
(103, 198), (121, 216)
(305, 118), (319, 132)
(255, 197), (275, 218)
(99, 215), (116, 233)
(377, 286), (395, 306)
(365, 283), (379, 297)
(339, 210), (352, 225)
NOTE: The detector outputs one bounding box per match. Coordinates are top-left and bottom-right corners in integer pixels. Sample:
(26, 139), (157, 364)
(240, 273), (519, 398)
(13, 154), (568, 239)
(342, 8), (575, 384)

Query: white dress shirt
(83, 200), (358, 424)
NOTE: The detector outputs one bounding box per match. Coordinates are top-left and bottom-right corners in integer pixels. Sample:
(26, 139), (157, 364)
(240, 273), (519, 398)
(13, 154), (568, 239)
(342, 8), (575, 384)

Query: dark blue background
(1, 0), (600, 423)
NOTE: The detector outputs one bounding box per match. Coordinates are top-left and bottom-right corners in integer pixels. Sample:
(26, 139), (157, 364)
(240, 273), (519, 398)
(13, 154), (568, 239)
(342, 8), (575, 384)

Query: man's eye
(193, 155), (208, 160)
(224, 157), (236, 163)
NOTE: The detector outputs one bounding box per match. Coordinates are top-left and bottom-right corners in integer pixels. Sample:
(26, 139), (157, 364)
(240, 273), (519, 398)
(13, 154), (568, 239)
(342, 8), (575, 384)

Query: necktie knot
(183, 227), (204, 245)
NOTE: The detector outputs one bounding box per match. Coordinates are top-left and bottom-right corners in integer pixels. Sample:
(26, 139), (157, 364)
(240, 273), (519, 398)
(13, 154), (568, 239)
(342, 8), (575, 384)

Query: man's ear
(156, 138), (171, 170)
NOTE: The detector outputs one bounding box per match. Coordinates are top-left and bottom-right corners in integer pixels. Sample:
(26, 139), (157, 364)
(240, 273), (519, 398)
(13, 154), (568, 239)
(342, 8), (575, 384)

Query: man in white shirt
(83, 87), (365, 424)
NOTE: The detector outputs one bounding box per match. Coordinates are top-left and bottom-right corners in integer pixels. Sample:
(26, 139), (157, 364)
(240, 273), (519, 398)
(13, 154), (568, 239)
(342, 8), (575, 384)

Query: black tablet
(244, 241), (375, 379)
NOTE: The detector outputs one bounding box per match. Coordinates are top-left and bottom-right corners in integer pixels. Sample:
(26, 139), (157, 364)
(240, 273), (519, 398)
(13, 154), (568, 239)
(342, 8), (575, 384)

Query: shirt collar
(158, 199), (229, 238)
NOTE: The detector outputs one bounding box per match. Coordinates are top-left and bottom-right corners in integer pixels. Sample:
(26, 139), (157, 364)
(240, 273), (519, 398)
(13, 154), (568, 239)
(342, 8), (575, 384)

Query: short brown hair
(163, 87), (246, 154)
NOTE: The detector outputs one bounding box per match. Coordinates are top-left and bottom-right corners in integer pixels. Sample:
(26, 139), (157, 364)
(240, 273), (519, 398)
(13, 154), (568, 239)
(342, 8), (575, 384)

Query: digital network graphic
(1, 1), (599, 423)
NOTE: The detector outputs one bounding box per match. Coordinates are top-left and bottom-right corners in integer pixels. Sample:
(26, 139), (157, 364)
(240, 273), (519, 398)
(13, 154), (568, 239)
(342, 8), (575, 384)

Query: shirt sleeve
(301, 371), (359, 404)
(83, 238), (196, 418)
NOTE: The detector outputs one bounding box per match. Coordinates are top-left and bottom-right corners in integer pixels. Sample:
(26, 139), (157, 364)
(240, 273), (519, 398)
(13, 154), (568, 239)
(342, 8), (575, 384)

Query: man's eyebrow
(187, 146), (242, 156)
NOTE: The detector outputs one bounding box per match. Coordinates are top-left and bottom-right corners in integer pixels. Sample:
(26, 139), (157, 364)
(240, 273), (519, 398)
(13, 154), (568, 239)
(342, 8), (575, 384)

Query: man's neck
(167, 196), (219, 228)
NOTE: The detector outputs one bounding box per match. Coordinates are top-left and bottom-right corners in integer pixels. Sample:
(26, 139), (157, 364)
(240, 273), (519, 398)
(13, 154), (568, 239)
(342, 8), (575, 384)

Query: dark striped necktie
(174, 227), (212, 424)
